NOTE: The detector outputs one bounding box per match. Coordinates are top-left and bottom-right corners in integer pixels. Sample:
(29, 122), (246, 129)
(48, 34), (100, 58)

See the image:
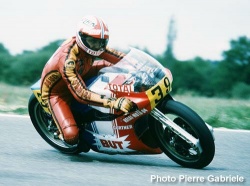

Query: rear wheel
(149, 100), (215, 169)
(28, 94), (81, 154)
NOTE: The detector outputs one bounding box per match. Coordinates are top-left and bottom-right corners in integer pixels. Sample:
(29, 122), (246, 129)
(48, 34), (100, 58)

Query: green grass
(0, 83), (249, 130)
(0, 83), (31, 115)
(174, 95), (250, 130)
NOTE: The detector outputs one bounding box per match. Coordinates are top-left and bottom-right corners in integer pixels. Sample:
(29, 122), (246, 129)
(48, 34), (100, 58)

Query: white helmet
(76, 15), (109, 56)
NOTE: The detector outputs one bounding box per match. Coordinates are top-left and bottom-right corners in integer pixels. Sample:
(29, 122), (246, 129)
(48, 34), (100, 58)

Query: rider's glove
(103, 97), (133, 113)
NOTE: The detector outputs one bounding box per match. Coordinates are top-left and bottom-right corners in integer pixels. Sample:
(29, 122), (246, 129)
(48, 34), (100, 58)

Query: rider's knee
(62, 119), (79, 145)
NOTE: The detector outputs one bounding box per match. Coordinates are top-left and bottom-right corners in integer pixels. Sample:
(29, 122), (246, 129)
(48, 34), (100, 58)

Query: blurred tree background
(0, 19), (250, 99)
(164, 36), (250, 99)
(0, 40), (63, 86)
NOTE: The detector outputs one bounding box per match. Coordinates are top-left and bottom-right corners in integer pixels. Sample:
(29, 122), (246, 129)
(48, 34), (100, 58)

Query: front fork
(150, 108), (214, 154)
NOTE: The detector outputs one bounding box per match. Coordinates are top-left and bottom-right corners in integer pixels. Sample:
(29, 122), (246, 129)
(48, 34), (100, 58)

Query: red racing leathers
(41, 37), (125, 145)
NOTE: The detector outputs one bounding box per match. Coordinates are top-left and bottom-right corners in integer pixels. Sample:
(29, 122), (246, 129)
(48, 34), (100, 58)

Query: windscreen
(99, 48), (167, 92)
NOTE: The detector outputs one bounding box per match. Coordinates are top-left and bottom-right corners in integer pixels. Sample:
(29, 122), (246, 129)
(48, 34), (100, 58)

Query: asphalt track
(0, 114), (249, 186)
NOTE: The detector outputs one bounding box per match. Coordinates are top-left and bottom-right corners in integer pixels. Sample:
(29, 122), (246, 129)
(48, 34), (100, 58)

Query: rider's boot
(77, 129), (90, 153)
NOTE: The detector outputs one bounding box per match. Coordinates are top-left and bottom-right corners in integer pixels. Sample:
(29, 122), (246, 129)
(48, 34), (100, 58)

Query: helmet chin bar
(86, 48), (105, 56)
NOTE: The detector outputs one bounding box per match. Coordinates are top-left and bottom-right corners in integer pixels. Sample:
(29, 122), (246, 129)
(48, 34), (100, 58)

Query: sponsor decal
(83, 19), (96, 28)
(113, 125), (133, 130)
(123, 108), (148, 123)
(100, 139), (123, 149)
(94, 135), (134, 153)
(86, 48), (103, 56)
(65, 60), (75, 69)
(108, 83), (133, 93)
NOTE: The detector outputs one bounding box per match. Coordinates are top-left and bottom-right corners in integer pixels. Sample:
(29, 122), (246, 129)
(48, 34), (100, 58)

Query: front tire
(149, 100), (215, 169)
(28, 94), (81, 154)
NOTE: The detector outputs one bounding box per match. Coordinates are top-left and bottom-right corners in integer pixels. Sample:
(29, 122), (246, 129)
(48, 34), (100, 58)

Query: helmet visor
(79, 32), (108, 51)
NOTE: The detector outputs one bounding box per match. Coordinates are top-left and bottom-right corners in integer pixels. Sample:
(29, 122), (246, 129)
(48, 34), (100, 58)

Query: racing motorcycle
(28, 47), (215, 169)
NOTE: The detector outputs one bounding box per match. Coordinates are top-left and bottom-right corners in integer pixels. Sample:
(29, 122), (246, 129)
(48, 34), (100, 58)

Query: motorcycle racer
(40, 15), (133, 146)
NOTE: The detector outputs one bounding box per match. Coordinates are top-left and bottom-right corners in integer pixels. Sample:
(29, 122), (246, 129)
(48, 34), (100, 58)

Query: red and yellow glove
(103, 97), (133, 113)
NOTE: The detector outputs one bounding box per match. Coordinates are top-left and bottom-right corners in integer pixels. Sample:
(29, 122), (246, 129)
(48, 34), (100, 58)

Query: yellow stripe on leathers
(32, 89), (50, 114)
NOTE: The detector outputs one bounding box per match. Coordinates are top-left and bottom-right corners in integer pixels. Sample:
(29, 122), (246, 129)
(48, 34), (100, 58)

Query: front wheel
(149, 100), (215, 169)
(28, 94), (81, 154)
